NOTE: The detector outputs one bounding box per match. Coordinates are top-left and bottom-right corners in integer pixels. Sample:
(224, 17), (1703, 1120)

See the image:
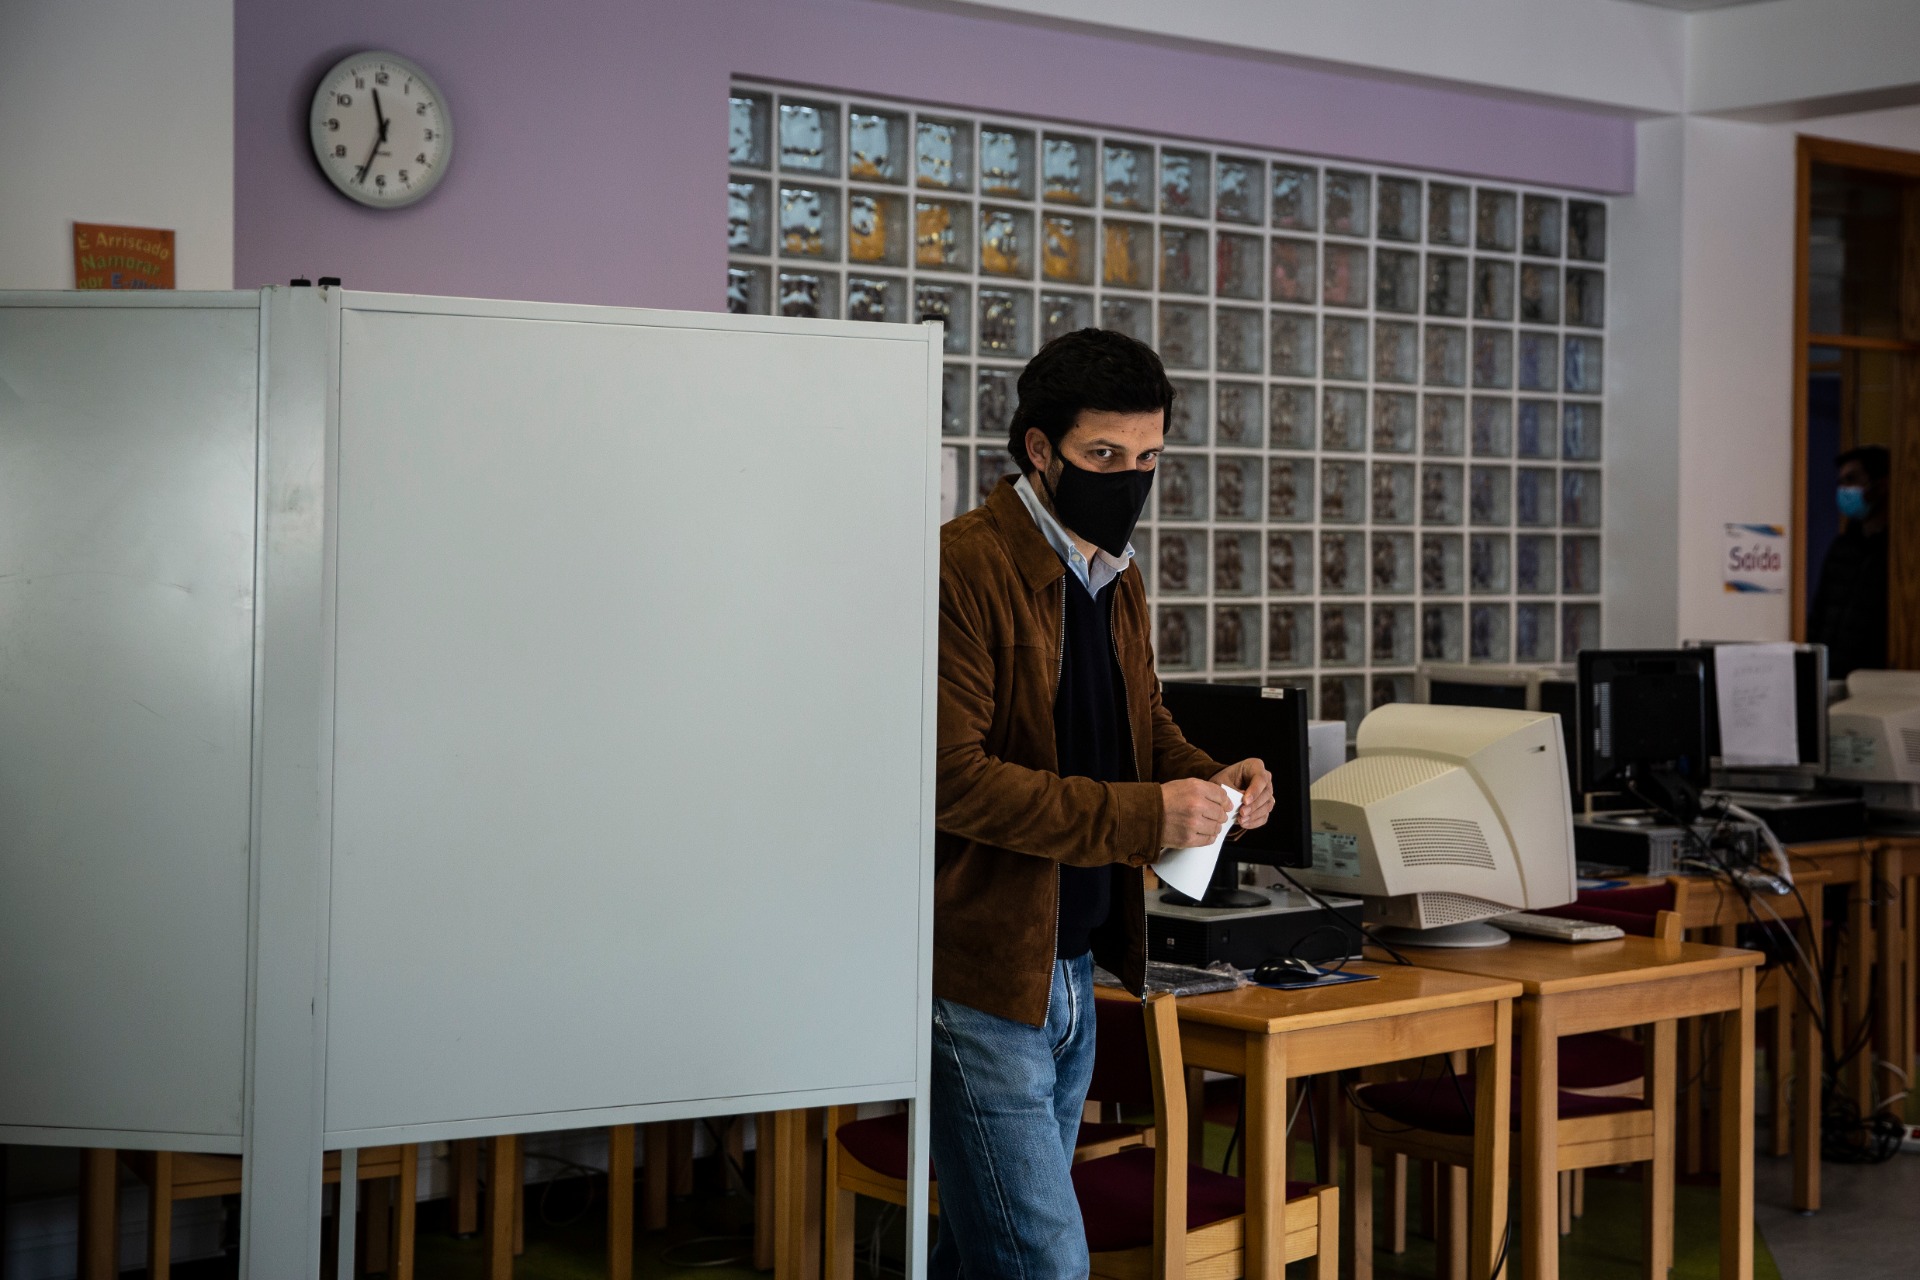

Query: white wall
(0, 0), (233, 291)
(1690, 0), (1920, 117)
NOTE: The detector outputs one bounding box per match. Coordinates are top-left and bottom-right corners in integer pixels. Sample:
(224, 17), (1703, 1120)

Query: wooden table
(1173, 962), (1523, 1280)
(1868, 834), (1920, 1116)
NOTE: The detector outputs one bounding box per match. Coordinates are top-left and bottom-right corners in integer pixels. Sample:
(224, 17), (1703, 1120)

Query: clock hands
(355, 87), (393, 185)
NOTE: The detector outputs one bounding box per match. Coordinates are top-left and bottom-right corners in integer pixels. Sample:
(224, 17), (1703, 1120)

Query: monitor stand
(1372, 922), (1511, 949)
(1157, 856), (1268, 910)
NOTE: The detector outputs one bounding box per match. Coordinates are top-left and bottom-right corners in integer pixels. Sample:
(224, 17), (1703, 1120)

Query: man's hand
(1160, 778), (1233, 850)
(1211, 758), (1275, 831)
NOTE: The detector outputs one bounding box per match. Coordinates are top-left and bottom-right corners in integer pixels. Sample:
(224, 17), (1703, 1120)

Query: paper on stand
(1714, 642), (1799, 768)
(1153, 786), (1243, 900)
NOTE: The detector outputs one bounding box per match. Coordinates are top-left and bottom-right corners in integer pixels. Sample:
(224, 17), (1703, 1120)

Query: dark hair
(1006, 329), (1175, 473)
(1837, 444), (1891, 483)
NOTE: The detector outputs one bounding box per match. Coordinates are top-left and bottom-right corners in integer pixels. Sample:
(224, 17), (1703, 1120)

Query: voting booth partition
(0, 289), (942, 1276)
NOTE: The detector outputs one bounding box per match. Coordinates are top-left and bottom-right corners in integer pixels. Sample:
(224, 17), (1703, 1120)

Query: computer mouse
(1253, 957), (1322, 985)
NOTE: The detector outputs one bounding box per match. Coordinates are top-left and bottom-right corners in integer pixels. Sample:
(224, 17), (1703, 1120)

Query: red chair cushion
(1072, 1147), (1313, 1253)
(1554, 1032), (1648, 1091)
(1357, 1075), (1642, 1137)
(1540, 883), (1676, 938)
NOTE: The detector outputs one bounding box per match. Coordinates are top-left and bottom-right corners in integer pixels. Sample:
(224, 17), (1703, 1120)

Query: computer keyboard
(1494, 912), (1625, 943)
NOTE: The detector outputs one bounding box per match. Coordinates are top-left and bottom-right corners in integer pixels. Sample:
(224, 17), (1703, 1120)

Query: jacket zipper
(1042, 576), (1067, 1025)
(1110, 597), (1148, 1003)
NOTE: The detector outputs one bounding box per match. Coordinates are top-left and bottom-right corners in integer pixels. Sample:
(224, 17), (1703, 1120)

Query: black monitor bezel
(1576, 649), (1711, 796)
(1157, 681), (1312, 870)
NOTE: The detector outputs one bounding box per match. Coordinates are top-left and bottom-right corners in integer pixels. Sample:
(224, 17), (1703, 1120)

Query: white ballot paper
(1153, 786), (1244, 901)
(1713, 642), (1799, 767)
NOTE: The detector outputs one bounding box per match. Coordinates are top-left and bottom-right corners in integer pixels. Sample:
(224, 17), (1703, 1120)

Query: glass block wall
(727, 82), (1607, 734)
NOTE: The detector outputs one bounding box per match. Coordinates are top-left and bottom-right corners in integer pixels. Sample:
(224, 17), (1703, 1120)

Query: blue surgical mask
(1837, 485), (1870, 520)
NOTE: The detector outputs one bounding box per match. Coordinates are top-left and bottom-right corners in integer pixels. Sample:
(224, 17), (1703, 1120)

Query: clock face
(309, 51), (452, 209)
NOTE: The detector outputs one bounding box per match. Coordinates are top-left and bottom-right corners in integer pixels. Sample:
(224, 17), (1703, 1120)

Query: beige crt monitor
(1298, 703), (1576, 947)
(1827, 670), (1920, 811)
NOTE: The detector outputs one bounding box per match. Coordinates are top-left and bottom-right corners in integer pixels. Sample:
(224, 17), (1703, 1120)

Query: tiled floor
(1755, 1150), (1920, 1280)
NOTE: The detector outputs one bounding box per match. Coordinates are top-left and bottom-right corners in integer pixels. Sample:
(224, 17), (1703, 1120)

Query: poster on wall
(1722, 523), (1787, 594)
(73, 223), (174, 290)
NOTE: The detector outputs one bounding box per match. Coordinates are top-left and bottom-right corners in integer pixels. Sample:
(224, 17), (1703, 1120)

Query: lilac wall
(235, 0), (1635, 309)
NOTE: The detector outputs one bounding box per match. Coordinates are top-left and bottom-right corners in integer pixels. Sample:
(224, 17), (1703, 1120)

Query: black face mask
(1043, 455), (1154, 558)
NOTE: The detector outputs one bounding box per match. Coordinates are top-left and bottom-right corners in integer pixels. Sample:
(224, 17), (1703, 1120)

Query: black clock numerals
(336, 93), (352, 107)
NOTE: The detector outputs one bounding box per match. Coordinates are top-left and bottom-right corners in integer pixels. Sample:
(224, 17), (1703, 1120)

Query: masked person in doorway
(931, 329), (1277, 1278)
(1809, 444), (1891, 678)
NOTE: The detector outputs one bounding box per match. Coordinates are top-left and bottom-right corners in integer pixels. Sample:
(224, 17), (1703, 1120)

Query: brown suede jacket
(936, 476), (1225, 1026)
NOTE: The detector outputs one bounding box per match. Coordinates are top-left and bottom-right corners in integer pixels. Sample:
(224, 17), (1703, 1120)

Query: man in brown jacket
(931, 329), (1275, 1278)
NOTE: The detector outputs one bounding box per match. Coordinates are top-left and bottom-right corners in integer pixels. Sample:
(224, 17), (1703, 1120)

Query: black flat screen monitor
(1577, 649), (1710, 796)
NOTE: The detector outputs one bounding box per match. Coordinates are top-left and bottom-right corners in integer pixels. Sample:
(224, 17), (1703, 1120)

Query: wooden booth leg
(755, 1114), (776, 1271)
(453, 1139), (480, 1238)
(487, 1134), (518, 1280)
(394, 1144), (418, 1280)
(608, 1125), (635, 1280)
(643, 1124), (670, 1232)
(78, 1148), (118, 1280)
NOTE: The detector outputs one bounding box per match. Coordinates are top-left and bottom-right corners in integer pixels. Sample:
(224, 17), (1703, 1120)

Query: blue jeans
(928, 953), (1096, 1280)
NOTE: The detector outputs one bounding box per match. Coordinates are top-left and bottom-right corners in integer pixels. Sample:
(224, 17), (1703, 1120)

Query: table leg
(1471, 999), (1512, 1280)
(78, 1148), (117, 1280)
(755, 1114), (776, 1270)
(1874, 843), (1904, 1114)
(1794, 888), (1824, 1214)
(1645, 1020), (1677, 1280)
(487, 1135), (517, 1280)
(1718, 971), (1756, 1280)
(1243, 1034), (1289, 1279)
(1849, 857), (1874, 1112)
(1769, 984), (1791, 1158)
(1519, 999), (1559, 1280)
(1345, 1094), (1374, 1280)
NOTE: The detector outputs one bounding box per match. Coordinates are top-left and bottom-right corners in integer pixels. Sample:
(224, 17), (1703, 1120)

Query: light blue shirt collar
(1013, 473), (1135, 597)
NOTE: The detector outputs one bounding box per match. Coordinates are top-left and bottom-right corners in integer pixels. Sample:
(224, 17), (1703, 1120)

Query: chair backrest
(1141, 993), (1188, 1280)
(1089, 994), (1158, 1109)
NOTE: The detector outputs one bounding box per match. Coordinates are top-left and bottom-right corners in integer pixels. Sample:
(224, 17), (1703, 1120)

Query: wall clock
(309, 51), (453, 209)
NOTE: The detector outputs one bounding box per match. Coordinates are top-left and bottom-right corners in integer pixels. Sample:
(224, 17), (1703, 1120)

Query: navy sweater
(1054, 576), (1134, 959)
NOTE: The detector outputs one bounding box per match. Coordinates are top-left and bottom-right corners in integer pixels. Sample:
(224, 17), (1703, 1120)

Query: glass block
(1469, 465), (1510, 525)
(1471, 397), (1511, 457)
(916, 117), (972, 191)
(1565, 336), (1603, 395)
(1214, 531), (1261, 595)
(1516, 331), (1558, 391)
(980, 207), (1032, 277)
(1470, 604), (1511, 663)
(1568, 201), (1607, 262)
(1160, 148), (1209, 218)
(1269, 386), (1315, 451)
(942, 363), (970, 436)
(1429, 183), (1470, 246)
(848, 108), (907, 183)
(1216, 233), (1263, 300)
(1159, 304), (1208, 370)
(1166, 379), (1208, 446)
(1322, 243), (1369, 309)
(1471, 532), (1511, 595)
(1376, 250), (1421, 314)
(1562, 469), (1601, 527)
(1100, 296), (1151, 344)
(847, 274), (905, 324)
(1372, 462), (1415, 525)
(1566, 268), (1605, 329)
(977, 368), (1018, 440)
(1321, 532), (1364, 595)
(1321, 603), (1364, 666)
(915, 198), (971, 271)
(1473, 259), (1514, 321)
(1216, 382), (1261, 447)
(1322, 676), (1366, 739)
(1037, 214), (1094, 285)
(1042, 133), (1095, 204)
(942, 444), (967, 521)
(1157, 605), (1206, 672)
(1104, 142), (1152, 211)
(780, 184), (840, 259)
(1425, 254), (1469, 317)
(1216, 308), (1263, 374)
(1324, 317), (1368, 382)
(1373, 673), (1414, 709)
(1475, 189), (1516, 251)
(1423, 395), (1465, 456)
(849, 192), (907, 266)
(1268, 531), (1312, 594)
(1217, 156), (1263, 224)
(1157, 529), (1207, 595)
(1516, 603), (1556, 663)
(974, 445), (1020, 507)
(1518, 263), (1559, 324)
(1421, 605), (1465, 663)
(1472, 329), (1513, 390)
(1320, 388), (1366, 453)
(1321, 460), (1365, 525)
(1270, 311), (1317, 378)
(1158, 453), (1208, 521)
(1271, 238), (1318, 304)
(1563, 403), (1601, 461)
(1038, 290), (1089, 347)
(1424, 325), (1466, 387)
(1215, 455), (1261, 523)
(1269, 603), (1313, 668)
(1523, 195), (1563, 257)
(728, 178), (771, 254)
(729, 90), (770, 168)
(778, 98), (839, 175)
(978, 287), (1033, 358)
(1516, 467), (1557, 527)
(1272, 165), (1318, 230)
(916, 283), (971, 353)
(1102, 220), (1153, 290)
(1422, 534), (1464, 594)
(1517, 400), (1557, 459)
(1372, 604), (1415, 664)
(1563, 536), (1601, 594)
(1516, 535), (1556, 594)
(979, 126), (1034, 199)
(1561, 604), (1601, 664)
(1373, 391), (1417, 453)
(1377, 178), (1421, 242)
(777, 269), (839, 318)
(1268, 456), (1315, 522)
(1371, 534), (1415, 595)
(1215, 605), (1260, 670)
(1421, 464), (1463, 525)
(1160, 227), (1209, 294)
(726, 261), (771, 316)
(1325, 170), (1370, 237)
